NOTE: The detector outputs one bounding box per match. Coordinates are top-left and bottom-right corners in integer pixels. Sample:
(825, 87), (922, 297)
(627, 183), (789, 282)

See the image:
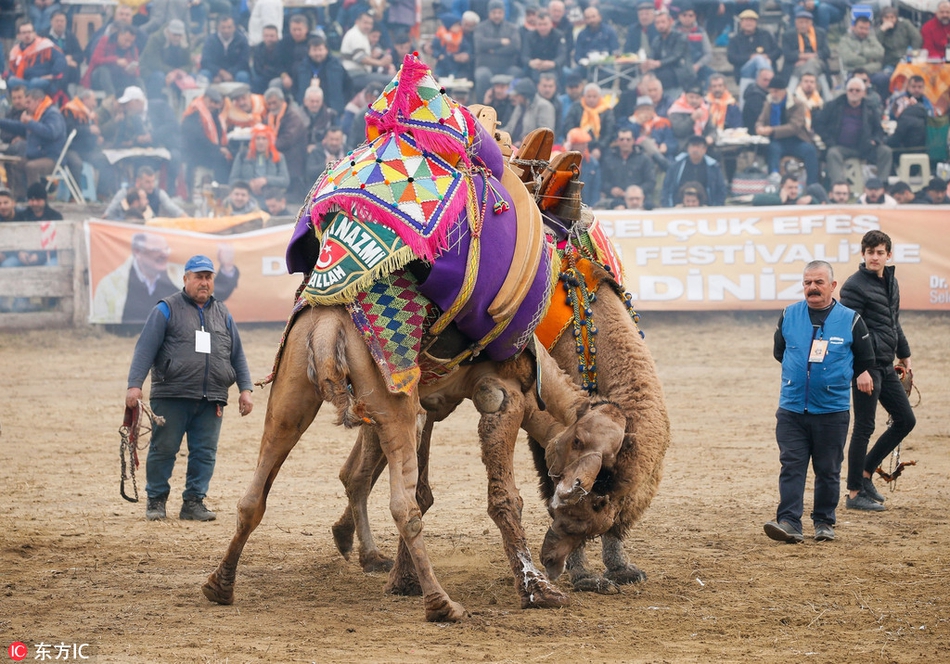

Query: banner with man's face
(86, 219), (301, 324)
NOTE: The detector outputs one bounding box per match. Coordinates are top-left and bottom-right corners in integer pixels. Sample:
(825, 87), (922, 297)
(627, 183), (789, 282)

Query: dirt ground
(1, 311), (948, 663)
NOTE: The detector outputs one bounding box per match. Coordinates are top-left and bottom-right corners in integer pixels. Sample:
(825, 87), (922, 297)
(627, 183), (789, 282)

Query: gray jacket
(474, 19), (521, 73)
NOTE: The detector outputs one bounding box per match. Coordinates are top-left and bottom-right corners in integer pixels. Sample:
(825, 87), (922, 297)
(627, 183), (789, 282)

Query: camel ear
(545, 422), (575, 477)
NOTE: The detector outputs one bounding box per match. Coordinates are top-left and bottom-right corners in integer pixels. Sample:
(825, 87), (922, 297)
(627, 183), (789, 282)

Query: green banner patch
(301, 210), (416, 306)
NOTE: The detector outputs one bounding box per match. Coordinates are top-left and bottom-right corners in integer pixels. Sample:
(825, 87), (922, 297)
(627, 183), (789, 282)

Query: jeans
(768, 137), (820, 185)
(846, 364), (917, 491)
(146, 398), (224, 501)
(775, 408), (850, 530)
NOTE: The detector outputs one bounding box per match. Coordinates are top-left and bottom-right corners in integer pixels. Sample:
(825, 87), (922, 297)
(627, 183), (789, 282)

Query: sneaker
(145, 497), (166, 521)
(846, 494), (886, 512)
(764, 520), (804, 543)
(862, 477), (886, 503)
(814, 523), (836, 542)
(180, 499), (216, 521)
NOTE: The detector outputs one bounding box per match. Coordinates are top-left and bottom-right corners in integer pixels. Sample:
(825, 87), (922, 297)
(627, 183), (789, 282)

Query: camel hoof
(605, 565), (647, 585)
(520, 583), (571, 609)
(572, 575), (620, 594)
(331, 521), (355, 560)
(359, 551), (395, 573)
(424, 595), (466, 622)
(201, 576), (234, 605)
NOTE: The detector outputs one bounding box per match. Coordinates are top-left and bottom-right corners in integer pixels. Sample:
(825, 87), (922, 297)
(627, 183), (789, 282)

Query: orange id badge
(809, 339), (828, 363)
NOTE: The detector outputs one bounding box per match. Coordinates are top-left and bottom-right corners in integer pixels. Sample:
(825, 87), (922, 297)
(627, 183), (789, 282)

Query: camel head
(545, 400), (625, 507)
(540, 400), (626, 579)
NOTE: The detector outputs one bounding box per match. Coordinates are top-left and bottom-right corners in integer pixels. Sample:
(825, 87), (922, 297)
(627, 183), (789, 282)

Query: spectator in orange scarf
(6, 21), (66, 90)
(228, 124), (290, 202)
(705, 74), (742, 131)
(182, 88), (231, 187)
(564, 83), (615, 153)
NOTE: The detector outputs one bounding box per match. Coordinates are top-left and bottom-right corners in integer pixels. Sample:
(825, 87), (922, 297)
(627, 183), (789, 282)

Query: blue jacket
(201, 30), (250, 77)
(661, 153), (728, 207)
(0, 102), (66, 160)
(779, 300), (855, 414)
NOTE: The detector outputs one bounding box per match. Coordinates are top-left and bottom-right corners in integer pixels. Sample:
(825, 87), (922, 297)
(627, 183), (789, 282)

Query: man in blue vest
(125, 255), (254, 522)
(766, 260), (874, 543)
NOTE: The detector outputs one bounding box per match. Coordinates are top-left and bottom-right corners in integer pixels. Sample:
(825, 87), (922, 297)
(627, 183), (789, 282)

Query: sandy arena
(1, 311), (948, 663)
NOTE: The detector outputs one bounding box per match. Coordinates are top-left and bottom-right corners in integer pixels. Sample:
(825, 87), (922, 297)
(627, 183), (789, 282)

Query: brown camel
(202, 305), (626, 621)
(331, 261), (671, 595)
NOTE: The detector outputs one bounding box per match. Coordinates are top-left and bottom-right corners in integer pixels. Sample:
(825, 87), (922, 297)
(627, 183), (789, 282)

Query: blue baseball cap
(184, 255), (216, 274)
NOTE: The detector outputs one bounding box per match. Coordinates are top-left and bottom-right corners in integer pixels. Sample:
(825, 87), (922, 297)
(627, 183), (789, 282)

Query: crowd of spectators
(0, 0), (948, 228)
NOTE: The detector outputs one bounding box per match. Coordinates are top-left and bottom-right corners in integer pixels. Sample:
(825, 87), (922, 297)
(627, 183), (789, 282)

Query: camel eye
(572, 438), (583, 450)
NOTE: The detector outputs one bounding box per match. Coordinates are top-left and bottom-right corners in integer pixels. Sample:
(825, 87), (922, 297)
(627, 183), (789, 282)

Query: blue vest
(779, 300), (855, 414)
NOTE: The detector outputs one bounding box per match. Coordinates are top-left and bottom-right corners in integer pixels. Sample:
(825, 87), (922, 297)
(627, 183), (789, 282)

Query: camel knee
(473, 378), (510, 414)
(487, 492), (523, 522)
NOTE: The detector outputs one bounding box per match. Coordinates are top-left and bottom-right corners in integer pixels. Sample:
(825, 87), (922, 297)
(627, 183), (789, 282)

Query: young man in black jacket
(840, 230), (916, 512)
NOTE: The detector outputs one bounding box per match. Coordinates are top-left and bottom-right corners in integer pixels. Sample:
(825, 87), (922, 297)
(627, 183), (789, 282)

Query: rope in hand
(878, 365), (920, 491)
(119, 400), (165, 503)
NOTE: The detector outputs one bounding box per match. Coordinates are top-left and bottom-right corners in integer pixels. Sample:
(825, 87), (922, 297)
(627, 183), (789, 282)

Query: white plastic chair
(46, 128), (85, 205)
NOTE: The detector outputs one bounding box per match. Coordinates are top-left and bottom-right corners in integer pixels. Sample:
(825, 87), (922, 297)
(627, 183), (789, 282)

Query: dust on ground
(1, 312), (948, 663)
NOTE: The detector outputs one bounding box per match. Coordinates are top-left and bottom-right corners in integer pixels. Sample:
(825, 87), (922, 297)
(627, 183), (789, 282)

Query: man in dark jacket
(251, 24), (286, 94)
(780, 10), (830, 84)
(661, 135), (727, 207)
(0, 87), (66, 198)
(726, 9), (781, 84)
(473, 0), (522, 103)
(125, 254), (253, 522)
(840, 230), (915, 513)
(264, 87), (308, 198)
(44, 11), (82, 90)
(199, 16), (250, 83)
(742, 67), (772, 133)
(521, 10), (566, 83)
(182, 88), (231, 185)
(815, 77), (892, 185)
(624, 2), (659, 56)
(912, 177), (949, 204)
(600, 128), (656, 209)
(294, 35), (351, 114)
(641, 10), (690, 94)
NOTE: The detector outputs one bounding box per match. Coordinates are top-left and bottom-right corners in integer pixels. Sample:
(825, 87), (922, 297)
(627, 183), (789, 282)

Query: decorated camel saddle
(502, 126), (643, 395)
(284, 55), (556, 393)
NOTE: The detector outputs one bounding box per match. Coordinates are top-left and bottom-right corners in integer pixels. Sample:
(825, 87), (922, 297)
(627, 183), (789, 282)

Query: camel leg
(602, 532), (647, 585)
(332, 427), (394, 573)
(473, 375), (569, 610)
(565, 543), (620, 594)
(203, 323), (322, 605)
(374, 411), (465, 622)
(384, 416), (433, 596)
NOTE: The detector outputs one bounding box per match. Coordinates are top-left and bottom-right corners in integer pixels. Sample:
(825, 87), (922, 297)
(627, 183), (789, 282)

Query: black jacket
(726, 27), (781, 80)
(600, 147), (656, 209)
(815, 96), (886, 159)
(839, 264), (910, 366)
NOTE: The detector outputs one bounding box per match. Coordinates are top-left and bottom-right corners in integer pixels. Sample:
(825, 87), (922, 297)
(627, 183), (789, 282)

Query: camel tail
(306, 311), (370, 429)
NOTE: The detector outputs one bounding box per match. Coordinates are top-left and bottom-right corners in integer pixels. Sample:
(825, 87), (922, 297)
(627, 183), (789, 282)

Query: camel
(201, 304), (625, 620)
(330, 230), (671, 596)
(203, 55), (630, 621)
(328, 121), (670, 593)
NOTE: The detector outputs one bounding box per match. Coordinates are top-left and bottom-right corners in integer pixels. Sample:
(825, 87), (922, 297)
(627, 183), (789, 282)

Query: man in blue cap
(125, 254), (254, 522)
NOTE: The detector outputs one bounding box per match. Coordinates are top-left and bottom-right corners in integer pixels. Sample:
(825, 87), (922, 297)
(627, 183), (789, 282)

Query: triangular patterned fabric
(308, 132), (467, 261)
(365, 53), (475, 167)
